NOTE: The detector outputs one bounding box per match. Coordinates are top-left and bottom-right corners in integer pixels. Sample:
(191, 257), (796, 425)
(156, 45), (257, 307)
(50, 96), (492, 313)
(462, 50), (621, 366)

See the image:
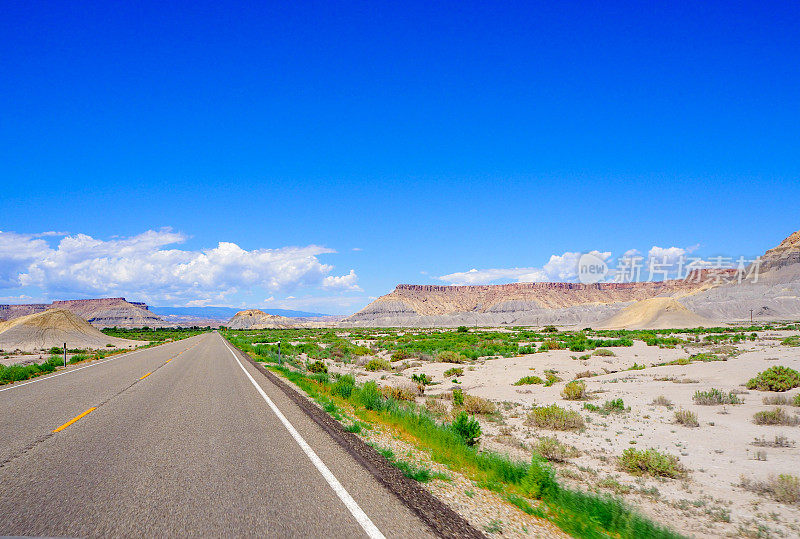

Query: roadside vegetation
(223, 329), (684, 538)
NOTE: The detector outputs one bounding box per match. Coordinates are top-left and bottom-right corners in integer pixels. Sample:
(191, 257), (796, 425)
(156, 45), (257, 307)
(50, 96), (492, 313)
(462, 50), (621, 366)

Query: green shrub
(437, 350), (467, 363)
(674, 409), (699, 427)
(619, 448), (686, 478)
(526, 404), (584, 430)
(543, 325), (558, 333)
(68, 353), (89, 364)
(307, 360), (328, 373)
(593, 348), (616, 357)
(513, 375), (544, 386)
(331, 374), (355, 399)
(364, 358), (390, 371)
(781, 336), (800, 347)
(443, 367), (463, 377)
(452, 388), (464, 406)
(457, 326), (469, 333)
(357, 381), (384, 411)
(693, 388), (741, 405)
(381, 384), (417, 401)
(753, 407), (800, 426)
(411, 373), (432, 385)
(795, 394), (800, 407)
(562, 380), (586, 400)
(391, 350), (410, 361)
(544, 373), (562, 387)
(451, 412), (481, 446)
(746, 366), (800, 392)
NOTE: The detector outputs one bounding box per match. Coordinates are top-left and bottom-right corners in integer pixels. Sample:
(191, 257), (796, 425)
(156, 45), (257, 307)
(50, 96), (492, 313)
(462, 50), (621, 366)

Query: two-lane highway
(0, 332), (434, 537)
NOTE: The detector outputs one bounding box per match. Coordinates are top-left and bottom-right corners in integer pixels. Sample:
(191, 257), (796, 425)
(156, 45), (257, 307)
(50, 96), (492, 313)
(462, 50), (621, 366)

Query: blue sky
(1, 1), (798, 314)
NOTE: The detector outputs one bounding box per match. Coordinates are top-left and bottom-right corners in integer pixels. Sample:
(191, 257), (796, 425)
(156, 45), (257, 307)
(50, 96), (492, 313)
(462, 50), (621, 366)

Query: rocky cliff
(344, 229), (800, 327)
(0, 298), (166, 328)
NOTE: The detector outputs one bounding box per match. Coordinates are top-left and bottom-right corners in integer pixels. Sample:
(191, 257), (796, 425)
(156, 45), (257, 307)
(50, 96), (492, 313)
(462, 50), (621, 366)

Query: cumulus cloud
(0, 229), (359, 304)
(322, 269), (361, 290)
(438, 251), (612, 285)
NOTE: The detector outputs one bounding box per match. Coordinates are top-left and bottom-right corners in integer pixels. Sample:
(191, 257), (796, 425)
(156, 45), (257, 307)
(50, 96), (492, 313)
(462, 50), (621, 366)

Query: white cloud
(438, 251), (610, 285)
(647, 246), (687, 266)
(322, 269), (361, 290)
(0, 229), (359, 304)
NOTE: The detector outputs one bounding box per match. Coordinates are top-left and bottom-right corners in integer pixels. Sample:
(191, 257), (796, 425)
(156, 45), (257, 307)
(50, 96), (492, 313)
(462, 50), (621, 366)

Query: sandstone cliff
(0, 298), (167, 328)
(344, 229), (800, 327)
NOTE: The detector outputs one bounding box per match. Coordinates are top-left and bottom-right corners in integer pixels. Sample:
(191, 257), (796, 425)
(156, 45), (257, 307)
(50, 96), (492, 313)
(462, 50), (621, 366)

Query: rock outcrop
(0, 309), (144, 352)
(0, 298), (167, 328)
(344, 229), (800, 327)
(227, 310), (298, 329)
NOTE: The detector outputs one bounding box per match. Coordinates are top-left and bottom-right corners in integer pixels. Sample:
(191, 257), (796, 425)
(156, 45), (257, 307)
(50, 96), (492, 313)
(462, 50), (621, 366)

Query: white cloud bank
(0, 229), (359, 304)
(437, 246), (699, 285)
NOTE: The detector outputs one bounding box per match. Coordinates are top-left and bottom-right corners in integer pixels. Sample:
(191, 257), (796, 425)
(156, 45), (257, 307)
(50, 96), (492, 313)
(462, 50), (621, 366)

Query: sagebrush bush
(526, 404), (585, 430)
(781, 336), (800, 347)
(753, 407), (800, 426)
(437, 350), (467, 363)
(619, 448), (686, 478)
(593, 348), (616, 357)
(380, 384), (417, 401)
(562, 380), (586, 400)
(674, 409), (699, 427)
(693, 388), (741, 405)
(746, 366), (800, 392)
(452, 387), (464, 406)
(651, 395), (673, 407)
(741, 474), (800, 505)
(462, 394), (496, 415)
(534, 436), (578, 462)
(364, 358), (390, 371)
(513, 375), (543, 386)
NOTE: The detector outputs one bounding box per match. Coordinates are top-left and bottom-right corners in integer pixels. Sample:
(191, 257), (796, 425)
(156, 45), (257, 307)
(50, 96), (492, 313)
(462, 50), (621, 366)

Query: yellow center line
(53, 407), (97, 433)
(140, 372), (152, 380)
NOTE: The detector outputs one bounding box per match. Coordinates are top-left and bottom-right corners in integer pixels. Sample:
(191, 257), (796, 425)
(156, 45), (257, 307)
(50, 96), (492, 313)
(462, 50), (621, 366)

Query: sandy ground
(328, 331), (800, 538)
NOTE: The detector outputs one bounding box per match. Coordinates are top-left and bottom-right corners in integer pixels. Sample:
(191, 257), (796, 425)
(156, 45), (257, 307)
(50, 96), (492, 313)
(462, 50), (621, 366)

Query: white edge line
(0, 335), (201, 394)
(224, 340), (385, 539)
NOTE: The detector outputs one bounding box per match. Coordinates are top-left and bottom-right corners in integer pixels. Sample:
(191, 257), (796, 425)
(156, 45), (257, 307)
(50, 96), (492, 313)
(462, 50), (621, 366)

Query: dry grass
(651, 395), (673, 407)
(526, 404), (585, 430)
(380, 384), (417, 401)
(533, 436), (579, 462)
(461, 394), (497, 415)
(674, 409), (699, 427)
(752, 435), (795, 448)
(740, 474), (800, 505)
(753, 407), (800, 426)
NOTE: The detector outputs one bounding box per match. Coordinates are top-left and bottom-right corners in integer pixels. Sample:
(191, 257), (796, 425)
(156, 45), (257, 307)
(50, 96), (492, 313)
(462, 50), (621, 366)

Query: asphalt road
(0, 332), (434, 537)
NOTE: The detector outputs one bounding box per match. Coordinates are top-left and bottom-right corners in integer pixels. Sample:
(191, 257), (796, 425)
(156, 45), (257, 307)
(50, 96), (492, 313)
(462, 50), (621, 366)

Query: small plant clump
(619, 448), (687, 479)
(437, 350), (467, 363)
(746, 366), (800, 392)
(534, 436), (579, 462)
(593, 348), (616, 357)
(452, 387), (464, 406)
(693, 388), (742, 405)
(781, 335), (800, 347)
(651, 395), (673, 407)
(364, 358), (390, 371)
(753, 407), (800, 426)
(562, 380), (587, 400)
(740, 474), (800, 505)
(380, 384), (417, 401)
(513, 375), (544, 386)
(674, 409), (699, 427)
(526, 404), (585, 430)
(462, 394), (496, 415)
(443, 367), (463, 377)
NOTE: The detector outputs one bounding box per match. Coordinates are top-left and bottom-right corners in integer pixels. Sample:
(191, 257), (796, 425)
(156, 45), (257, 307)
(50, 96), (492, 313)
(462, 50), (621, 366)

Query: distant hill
(150, 306), (328, 320)
(0, 298), (166, 328)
